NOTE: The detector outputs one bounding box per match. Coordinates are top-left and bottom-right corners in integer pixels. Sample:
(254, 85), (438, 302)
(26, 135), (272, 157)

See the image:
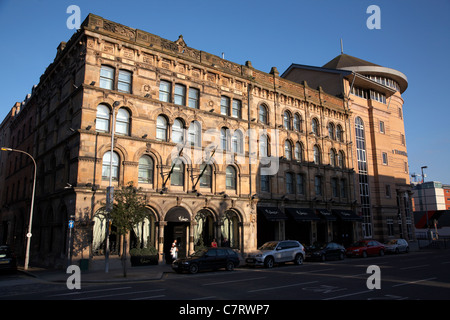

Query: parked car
(306, 242), (346, 261)
(346, 240), (385, 258)
(0, 245), (17, 272)
(385, 238), (409, 254)
(172, 247), (240, 274)
(245, 240), (305, 268)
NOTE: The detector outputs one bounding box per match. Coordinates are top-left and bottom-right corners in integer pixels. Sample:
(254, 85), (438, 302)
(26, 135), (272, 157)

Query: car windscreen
(191, 249), (207, 257)
(258, 242), (278, 250)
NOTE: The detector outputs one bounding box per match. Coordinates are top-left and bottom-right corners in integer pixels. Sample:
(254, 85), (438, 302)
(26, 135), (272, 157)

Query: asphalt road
(1, 249), (449, 316)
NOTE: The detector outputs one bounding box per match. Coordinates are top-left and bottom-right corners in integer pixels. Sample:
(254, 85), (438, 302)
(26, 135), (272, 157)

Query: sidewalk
(18, 262), (173, 284)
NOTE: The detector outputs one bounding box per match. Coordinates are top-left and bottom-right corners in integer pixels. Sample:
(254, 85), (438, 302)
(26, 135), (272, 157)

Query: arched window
(232, 130), (243, 154)
(295, 142), (303, 161)
(115, 108), (130, 135)
(284, 140), (292, 160)
(293, 113), (301, 131)
(226, 166), (237, 190)
(156, 115), (168, 141)
(221, 210), (240, 249)
(188, 121), (201, 147)
(312, 118), (320, 136)
(138, 155), (154, 184)
(102, 151), (119, 181)
(259, 105), (268, 124)
(338, 151), (345, 168)
(171, 159), (184, 186)
(96, 104), (110, 132)
(172, 118), (184, 144)
(199, 163), (212, 188)
(330, 148), (337, 167)
(328, 122), (335, 140)
(336, 124), (343, 142)
(313, 145), (321, 164)
(283, 111), (291, 130)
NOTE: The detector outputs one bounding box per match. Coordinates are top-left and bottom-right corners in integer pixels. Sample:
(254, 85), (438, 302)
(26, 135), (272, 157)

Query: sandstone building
(0, 14), (411, 268)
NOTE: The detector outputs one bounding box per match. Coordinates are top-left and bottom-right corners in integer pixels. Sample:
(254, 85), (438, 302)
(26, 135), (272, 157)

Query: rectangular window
(331, 178), (338, 197)
(261, 175), (270, 192)
(401, 134), (405, 145)
(382, 152), (388, 165)
(118, 70), (132, 93)
(188, 88), (199, 109)
(398, 107), (403, 119)
(379, 121), (385, 134)
(159, 80), (171, 102)
(315, 176), (322, 196)
(286, 173), (294, 194)
(100, 65), (114, 90)
(296, 174), (304, 195)
(385, 184), (391, 198)
(340, 179), (347, 198)
(221, 96), (230, 116)
(174, 84), (186, 106)
(232, 99), (242, 118)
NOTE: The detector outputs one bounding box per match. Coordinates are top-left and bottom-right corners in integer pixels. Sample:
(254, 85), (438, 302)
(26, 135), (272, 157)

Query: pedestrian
(171, 239), (178, 260)
(211, 238), (218, 248)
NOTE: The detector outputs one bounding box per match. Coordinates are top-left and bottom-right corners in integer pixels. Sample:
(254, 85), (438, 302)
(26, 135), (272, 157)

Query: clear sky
(0, 0), (449, 184)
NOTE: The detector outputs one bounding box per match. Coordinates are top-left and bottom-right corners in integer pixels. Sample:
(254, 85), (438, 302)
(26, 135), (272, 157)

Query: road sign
(69, 220), (74, 229)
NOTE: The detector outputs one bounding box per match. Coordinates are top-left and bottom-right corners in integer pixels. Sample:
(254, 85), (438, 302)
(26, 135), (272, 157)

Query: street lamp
(421, 166), (429, 230)
(1, 147), (36, 270)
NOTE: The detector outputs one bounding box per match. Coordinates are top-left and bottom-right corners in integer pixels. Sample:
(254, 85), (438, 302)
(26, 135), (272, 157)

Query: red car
(346, 240), (385, 258)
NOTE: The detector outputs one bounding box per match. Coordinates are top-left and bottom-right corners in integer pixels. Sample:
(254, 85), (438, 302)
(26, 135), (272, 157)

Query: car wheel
(226, 261), (235, 271)
(189, 263), (199, 274)
(294, 254), (303, 265)
(362, 251), (367, 258)
(379, 249), (384, 257)
(264, 256), (274, 268)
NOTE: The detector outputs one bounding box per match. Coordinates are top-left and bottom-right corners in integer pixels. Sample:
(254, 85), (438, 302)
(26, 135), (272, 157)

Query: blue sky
(0, 0), (449, 184)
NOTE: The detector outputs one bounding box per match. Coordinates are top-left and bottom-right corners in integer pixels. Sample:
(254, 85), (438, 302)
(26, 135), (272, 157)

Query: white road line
(203, 276), (266, 286)
(75, 288), (166, 300)
(248, 281), (318, 293)
(400, 264), (429, 270)
(47, 286), (133, 297)
(323, 290), (373, 300)
(294, 268), (335, 274)
(392, 277), (437, 287)
(131, 295), (166, 300)
(192, 296), (217, 300)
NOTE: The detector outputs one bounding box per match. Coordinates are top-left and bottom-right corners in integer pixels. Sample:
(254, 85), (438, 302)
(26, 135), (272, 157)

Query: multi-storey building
(0, 14), (410, 269)
(283, 53), (413, 241)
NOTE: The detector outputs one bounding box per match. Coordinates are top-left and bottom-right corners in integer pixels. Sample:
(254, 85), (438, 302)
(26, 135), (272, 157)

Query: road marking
(293, 268), (335, 274)
(400, 264), (429, 270)
(392, 277), (437, 287)
(248, 281), (318, 293)
(323, 290), (373, 300)
(192, 296), (217, 300)
(47, 286), (132, 297)
(75, 288), (166, 300)
(203, 276), (267, 286)
(131, 295), (166, 300)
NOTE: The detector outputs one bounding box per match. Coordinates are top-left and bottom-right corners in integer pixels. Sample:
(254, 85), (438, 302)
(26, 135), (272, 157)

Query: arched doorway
(130, 208), (157, 250)
(194, 209), (215, 250)
(221, 210), (240, 249)
(164, 206), (190, 263)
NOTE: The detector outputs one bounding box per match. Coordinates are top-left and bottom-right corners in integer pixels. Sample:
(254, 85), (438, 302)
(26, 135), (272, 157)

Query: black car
(172, 247), (240, 274)
(306, 242), (345, 261)
(0, 245), (17, 272)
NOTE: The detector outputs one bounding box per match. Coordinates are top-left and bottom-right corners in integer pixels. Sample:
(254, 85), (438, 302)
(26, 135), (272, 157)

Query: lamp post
(1, 147), (36, 270)
(421, 166), (429, 231)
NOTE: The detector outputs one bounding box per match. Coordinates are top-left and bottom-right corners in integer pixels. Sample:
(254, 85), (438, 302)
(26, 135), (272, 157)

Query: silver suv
(245, 240), (305, 268)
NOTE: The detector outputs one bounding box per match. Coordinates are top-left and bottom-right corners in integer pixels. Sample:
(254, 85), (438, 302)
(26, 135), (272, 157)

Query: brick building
(0, 14), (411, 268)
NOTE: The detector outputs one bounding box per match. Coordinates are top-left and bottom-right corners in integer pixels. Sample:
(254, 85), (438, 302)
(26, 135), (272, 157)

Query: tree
(109, 181), (147, 277)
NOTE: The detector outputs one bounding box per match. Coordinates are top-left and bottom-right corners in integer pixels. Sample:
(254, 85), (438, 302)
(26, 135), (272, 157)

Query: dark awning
(285, 208), (320, 221)
(316, 209), (337, 221)
(332, 209), (362, 221)
(257, 207), (288, 221)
